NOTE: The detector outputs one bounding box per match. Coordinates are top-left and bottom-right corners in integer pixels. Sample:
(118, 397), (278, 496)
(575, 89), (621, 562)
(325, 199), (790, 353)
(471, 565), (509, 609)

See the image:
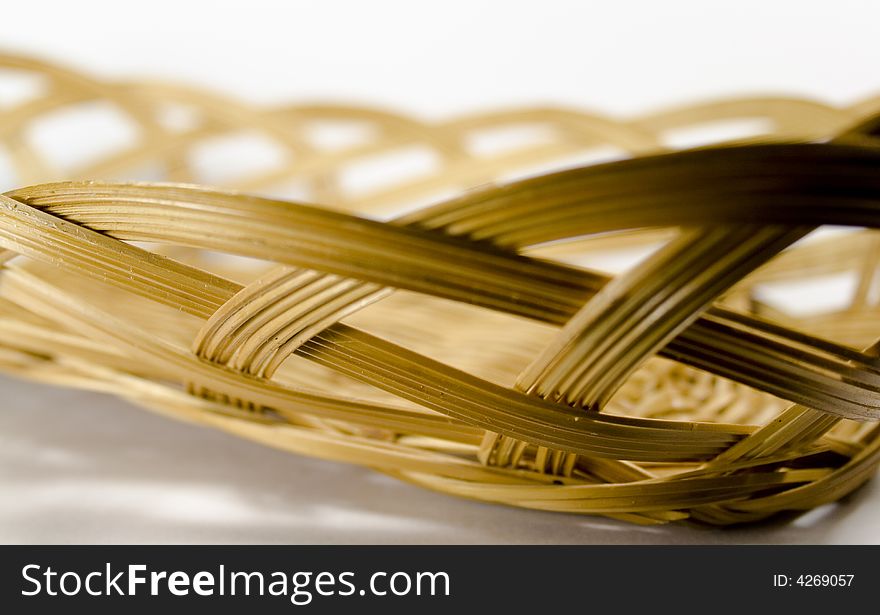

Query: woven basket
(2, 54), (880, 526)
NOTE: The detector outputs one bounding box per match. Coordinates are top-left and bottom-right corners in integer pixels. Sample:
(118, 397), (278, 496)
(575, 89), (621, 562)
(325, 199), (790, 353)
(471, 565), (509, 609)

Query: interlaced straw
(2, 54), (880, 525)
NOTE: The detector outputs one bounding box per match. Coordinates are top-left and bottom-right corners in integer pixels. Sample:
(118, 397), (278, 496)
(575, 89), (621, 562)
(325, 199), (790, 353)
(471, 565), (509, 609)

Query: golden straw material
(1, 55), (880, 526)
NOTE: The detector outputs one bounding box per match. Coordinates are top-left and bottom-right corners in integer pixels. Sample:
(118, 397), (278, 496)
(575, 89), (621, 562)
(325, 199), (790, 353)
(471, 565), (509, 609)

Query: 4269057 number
(773, 574), (854, 588)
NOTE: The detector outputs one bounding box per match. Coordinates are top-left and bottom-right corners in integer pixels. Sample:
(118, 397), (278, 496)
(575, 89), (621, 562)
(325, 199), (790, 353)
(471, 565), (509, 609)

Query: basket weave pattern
(2, 55), (880, 525)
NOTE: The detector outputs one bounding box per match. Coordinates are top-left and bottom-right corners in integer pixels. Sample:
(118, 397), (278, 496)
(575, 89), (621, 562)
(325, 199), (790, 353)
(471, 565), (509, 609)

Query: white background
(2, 0), (880, 543)
(4, 0), (879, 118)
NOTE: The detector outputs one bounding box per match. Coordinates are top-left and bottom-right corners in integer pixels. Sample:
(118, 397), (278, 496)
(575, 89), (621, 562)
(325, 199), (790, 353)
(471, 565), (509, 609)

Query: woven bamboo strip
(1, 54), (879, 525)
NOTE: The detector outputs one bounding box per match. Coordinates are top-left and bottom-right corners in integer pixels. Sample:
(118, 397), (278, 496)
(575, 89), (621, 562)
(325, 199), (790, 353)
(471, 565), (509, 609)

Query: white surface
(1, 1), (879, 544)
(2, 374), (879, 544)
